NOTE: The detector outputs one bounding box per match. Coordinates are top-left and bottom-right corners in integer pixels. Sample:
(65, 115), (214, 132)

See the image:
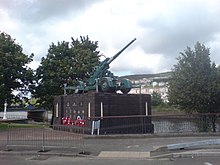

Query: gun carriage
(64, 38), (136, 94)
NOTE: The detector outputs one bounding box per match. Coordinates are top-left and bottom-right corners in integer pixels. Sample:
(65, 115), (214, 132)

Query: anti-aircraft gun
(64, 38), (136, 94)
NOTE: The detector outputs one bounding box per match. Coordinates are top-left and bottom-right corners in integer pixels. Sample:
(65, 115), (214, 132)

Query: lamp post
(3, 100), (7, 120)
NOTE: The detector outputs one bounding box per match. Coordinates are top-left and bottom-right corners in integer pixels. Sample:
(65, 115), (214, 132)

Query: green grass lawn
(152, 104), (184, 115)
(0, 123), (47, 130)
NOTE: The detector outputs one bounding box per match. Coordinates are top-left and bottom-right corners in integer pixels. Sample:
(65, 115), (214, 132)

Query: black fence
(87, 113), (220, 135)
(152, 113), (220, 134)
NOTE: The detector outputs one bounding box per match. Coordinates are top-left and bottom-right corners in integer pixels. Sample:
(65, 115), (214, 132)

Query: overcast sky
(1, 0), (220, 76)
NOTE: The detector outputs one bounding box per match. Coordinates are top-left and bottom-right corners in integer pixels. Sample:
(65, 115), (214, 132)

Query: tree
(151, 91), (163, 106)
(168, 42), (219, 113)
(34, 36), (100, 110)
(0, 32), (34, 109)
(213, 66), (220, 110)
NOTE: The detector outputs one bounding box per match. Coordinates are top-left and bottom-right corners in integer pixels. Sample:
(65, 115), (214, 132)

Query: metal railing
(87, 113), (220, 134)
(4, 113), (220, 152)
(6, 124), (84, 152)
(152, 113), (220, 133)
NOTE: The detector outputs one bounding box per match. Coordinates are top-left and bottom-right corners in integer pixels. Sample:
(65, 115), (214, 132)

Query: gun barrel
(107, 38), (136, 64)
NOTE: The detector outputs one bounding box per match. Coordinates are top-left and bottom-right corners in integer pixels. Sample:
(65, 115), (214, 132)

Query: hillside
(120, 71), (172, 81)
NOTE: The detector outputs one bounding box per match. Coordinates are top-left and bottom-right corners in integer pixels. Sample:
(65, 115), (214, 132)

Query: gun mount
(64, 38), (136, 94)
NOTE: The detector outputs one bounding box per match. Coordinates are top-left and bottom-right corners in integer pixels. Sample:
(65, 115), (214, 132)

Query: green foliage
(168, 42), (220, 113)
(215, 66), (220, 109)
(151, 91), (163, 106)
(34, 36), (100, 110)
(0, 32), (34, 109)
(152, 103), (182, 113)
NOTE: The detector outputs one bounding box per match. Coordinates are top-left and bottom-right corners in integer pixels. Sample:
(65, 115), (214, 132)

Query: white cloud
(1, 0), (220, 76)
(110, 47), (164, 76)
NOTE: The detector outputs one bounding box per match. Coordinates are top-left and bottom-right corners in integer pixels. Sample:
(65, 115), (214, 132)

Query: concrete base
(53, 91), (154, 134)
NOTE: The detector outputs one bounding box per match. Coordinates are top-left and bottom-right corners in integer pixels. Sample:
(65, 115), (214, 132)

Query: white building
(128, 73), (171, 102)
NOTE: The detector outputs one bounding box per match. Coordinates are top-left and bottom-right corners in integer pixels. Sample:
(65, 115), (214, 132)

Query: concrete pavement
(98, 151), (150, 159)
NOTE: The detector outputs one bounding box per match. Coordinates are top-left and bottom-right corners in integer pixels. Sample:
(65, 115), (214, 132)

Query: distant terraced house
(120, 72), (171, 102)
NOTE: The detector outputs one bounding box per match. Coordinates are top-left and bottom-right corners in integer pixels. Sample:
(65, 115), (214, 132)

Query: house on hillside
(128, 73), (171, 102)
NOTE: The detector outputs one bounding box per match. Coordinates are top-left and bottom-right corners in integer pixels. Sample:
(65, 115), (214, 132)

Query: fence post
(42, 125), (45, 152)
(6, 123), (10, 151)
(211, 114), (217, 132)
(82, 126), (85, 153)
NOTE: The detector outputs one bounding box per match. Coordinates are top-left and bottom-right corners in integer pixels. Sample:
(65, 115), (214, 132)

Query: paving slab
(98, 151), (150, 159)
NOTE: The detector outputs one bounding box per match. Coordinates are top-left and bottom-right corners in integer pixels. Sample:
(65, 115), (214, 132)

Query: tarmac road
(84, 136), (220, 156)
(1, 154), (220, 165)
(1, 135), (218, 156)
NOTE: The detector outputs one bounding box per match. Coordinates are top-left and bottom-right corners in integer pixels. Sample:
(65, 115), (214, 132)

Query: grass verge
(0, 123), (48, 130)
